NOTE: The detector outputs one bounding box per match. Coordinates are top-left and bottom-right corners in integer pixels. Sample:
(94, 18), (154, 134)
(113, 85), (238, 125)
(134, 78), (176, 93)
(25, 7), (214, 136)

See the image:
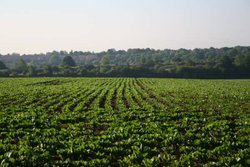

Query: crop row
(0, 78), (249, 166)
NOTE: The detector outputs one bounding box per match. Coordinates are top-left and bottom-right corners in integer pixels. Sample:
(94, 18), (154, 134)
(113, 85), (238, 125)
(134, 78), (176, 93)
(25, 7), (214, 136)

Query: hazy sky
(0, 0), (250, 54)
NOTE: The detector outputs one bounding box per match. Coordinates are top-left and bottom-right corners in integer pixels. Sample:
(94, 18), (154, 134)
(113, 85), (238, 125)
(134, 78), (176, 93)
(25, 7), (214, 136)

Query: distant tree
(107, 49), (116, 56)
(245, 55), (250, 69)
(145, 58), (155, 67)
(28, 60), (36, 66)
(27, 65), (37, 77)
(100, 56), (110, 73)
(15, 59), (27, 73)
(0, 46), (249, 78)
(61, 56), (76, 67)
(235, 54), (250, 69)
(61, 66), (76, 77)
(100, 56), (110, 66)
(172, 57), (182, 64)
(49, 55), (61, 66)
(51, 66), (60, 76)
(53, 50), (59, 55)
(76, 66), (87, 76)
(85, 64), (95, 71)
(43, 65), (53, 76)
(186, 59), (196, 66)
(0, 70), (9, 77)
(0, 60), (7, 69)
(140, 56), (146, 65)
(218, 55), (233, 71)
(59, 51), (68, 56)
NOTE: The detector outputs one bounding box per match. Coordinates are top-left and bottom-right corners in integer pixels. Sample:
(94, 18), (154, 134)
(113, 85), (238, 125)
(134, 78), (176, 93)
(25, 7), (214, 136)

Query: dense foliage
(0, 46), (250, 78)
(0, 78), (249, 166)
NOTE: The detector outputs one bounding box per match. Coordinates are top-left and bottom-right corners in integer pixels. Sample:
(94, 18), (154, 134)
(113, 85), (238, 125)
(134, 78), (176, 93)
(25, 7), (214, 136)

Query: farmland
(0, 78), (250, 166)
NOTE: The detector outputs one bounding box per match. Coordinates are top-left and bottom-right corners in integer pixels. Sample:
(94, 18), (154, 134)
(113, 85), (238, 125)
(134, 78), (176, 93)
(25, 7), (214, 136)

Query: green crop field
(0, 78), (250, 166)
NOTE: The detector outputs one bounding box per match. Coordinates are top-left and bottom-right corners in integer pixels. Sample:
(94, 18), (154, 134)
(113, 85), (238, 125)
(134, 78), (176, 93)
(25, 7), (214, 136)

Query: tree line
(0, 46), (249, 78)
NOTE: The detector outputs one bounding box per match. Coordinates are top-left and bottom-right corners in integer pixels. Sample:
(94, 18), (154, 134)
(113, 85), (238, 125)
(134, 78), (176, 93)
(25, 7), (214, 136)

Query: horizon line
(1, 45), (249, 56)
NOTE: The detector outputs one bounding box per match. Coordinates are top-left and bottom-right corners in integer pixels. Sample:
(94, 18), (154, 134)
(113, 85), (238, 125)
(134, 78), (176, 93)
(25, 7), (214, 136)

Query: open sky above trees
(0, 0), (250, 54)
